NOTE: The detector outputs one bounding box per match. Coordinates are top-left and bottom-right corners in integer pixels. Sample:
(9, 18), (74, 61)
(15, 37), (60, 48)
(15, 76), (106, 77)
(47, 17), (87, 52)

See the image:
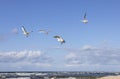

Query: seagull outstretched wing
(38, 30), (50, 35)
(84, 12), (87, 19)
(22, 26), (27, 34)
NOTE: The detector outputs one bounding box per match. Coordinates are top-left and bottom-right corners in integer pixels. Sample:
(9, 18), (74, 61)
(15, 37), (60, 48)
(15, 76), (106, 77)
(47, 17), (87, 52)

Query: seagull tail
(61, 40), (65, 45)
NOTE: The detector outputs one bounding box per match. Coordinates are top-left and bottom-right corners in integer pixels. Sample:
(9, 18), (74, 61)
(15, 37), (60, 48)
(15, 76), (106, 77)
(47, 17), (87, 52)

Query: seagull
(21, 26), (33, 37)
(38, 30), (51, 35)
(54, 35), (65, 44)
(81, 12), (88, 24)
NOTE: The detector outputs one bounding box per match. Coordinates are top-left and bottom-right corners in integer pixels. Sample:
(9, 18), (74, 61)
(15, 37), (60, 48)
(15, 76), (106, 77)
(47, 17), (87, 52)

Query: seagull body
(81, 12), (88, 24)
(81, 19), (88, 24)
(21, 26), (29, 37)
(38, 30), (50, 35)
(54, 36), (65, 44)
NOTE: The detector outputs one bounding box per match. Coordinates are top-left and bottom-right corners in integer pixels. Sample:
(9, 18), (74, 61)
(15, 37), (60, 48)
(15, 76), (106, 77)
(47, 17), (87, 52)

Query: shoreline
(97, 75), (120, 79)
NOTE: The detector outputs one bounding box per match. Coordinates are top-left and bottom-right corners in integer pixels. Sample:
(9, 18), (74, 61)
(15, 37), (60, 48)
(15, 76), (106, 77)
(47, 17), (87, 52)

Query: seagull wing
(39, 30), (48, 34)
(39, 30), (51, 35)
(39, 30), (45, 32)
(21, 26), (27, 34)
(54, 36), (60, 38)
(54, 36), (61, 42)
(84, 12), (87, 19)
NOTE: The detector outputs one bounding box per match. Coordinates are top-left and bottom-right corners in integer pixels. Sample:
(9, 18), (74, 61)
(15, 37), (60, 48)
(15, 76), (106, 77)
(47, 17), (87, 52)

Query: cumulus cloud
(81, 45), (96, 50)
(65, 45), (120, 66)
(0, 50), (53, 67)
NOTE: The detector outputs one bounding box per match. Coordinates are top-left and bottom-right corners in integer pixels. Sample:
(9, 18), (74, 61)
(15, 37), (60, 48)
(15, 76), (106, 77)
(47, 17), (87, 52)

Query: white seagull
(81, 12), (88, 24)
(21, 26), (33, 37)
(54, 35), (65, 44)
(38, 30), (51, 35)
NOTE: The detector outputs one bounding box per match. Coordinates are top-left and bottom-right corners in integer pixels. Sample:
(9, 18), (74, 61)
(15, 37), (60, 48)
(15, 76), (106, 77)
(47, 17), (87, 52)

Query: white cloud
(65, 53), (77, 59)
(65, 45), (120, 67)
(0, 50), (53, 68)
(81, 45), (96, 50)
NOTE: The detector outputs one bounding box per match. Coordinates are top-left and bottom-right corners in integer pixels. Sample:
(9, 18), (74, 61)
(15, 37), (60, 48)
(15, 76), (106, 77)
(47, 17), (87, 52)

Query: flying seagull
(81, 12), (88, 24)
(38, 30), (51, 35)
(54, 35), (65, 44)
(21, 26), (33, 37)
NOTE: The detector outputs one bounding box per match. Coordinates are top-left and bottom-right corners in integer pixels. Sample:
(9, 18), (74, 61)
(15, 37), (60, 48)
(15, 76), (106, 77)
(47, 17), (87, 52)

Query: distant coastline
(0, 71), (120, 78)
(97, 75), (120, 79)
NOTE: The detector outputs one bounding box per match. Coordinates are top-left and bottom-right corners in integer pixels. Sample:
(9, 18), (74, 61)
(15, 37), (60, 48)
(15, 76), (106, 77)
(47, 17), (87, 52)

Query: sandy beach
(97, 75), (120, 79)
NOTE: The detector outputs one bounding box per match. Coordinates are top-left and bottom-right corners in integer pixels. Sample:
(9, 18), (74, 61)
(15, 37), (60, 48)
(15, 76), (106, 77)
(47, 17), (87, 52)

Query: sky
(0, 0), (120, 72)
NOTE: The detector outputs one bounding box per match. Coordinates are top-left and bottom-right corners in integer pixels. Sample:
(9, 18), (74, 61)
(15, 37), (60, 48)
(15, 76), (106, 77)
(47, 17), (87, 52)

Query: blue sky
(0, 0), (120, 71)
